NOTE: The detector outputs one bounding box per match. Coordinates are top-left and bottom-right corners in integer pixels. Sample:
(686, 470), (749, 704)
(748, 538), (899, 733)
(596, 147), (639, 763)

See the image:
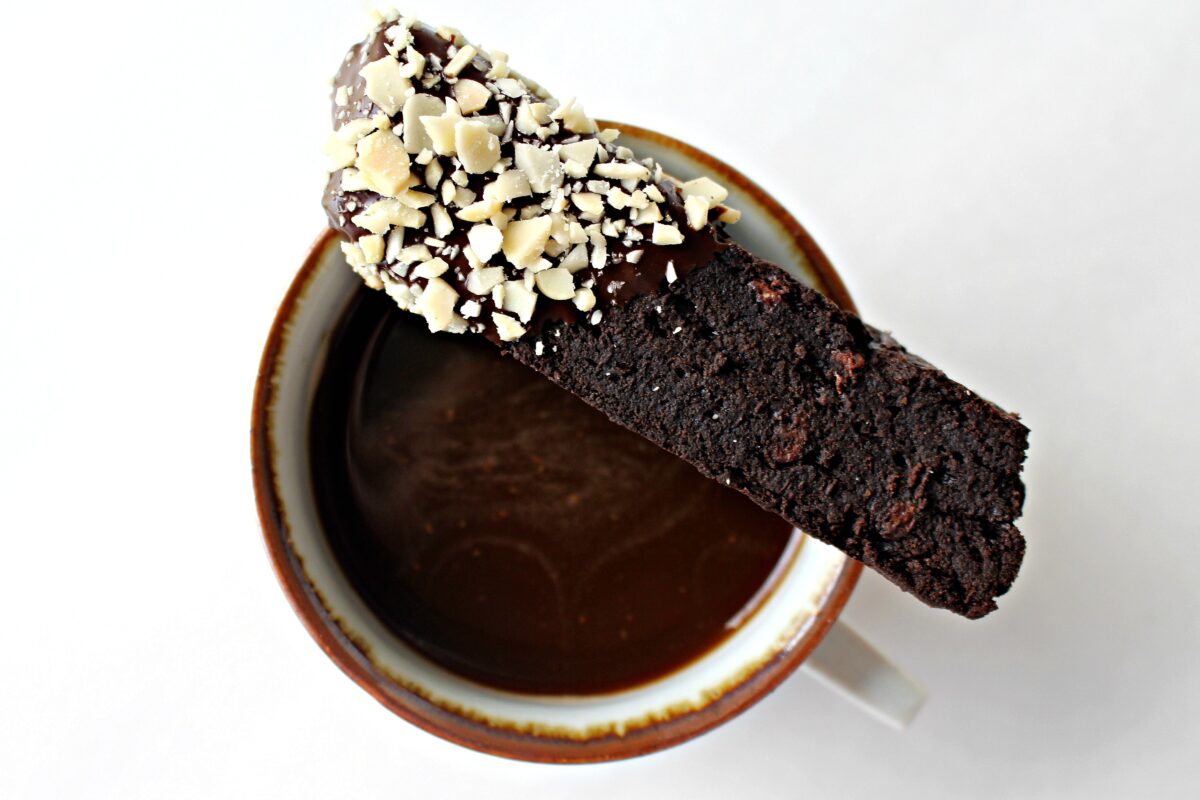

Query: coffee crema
(310, 290), (797, 695)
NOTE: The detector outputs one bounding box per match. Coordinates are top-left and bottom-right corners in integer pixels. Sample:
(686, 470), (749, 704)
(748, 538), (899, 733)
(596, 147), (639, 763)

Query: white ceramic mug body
(253, 124), (886, 762)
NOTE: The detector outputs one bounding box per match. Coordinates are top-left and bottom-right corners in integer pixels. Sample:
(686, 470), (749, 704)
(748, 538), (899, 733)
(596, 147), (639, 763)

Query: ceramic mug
(252, 122), (925, 763)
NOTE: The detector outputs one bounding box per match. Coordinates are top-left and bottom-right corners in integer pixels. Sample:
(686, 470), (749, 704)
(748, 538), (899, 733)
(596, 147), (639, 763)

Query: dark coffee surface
(309, 289), (796, 695)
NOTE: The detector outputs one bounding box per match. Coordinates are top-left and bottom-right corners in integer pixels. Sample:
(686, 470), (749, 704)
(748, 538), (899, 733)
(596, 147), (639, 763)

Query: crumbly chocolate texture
(503, 244), (1028, 618)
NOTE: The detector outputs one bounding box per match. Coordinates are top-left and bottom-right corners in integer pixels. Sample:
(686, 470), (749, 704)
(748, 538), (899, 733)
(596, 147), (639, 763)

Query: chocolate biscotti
(320, 11), (1029, 617)
(504, 243), (1028, 618)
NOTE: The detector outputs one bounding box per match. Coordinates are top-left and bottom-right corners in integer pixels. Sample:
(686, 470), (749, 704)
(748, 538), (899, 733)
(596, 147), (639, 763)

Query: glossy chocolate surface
(309, 290), (796, 694)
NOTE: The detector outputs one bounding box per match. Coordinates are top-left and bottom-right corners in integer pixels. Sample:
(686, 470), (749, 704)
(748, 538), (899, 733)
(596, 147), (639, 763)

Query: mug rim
(251, 120), (863, 763)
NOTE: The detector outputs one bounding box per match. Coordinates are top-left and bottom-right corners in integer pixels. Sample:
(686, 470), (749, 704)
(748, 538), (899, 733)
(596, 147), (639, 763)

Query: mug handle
(801, 620), (926, 729)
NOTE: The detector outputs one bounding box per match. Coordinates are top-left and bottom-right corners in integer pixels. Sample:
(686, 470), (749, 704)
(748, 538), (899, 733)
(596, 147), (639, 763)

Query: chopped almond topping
(323, 134), (357, 171)
(412, 257), (449, 278)
(684, 194), (710, 230)
(442, 44), (477, 77)
(351, 199), (425, 234)
(570, 192), (604, 219)
(513, 143), (563, 193)
(651, 222), (685, 245)
(430, 204), (454, 238)
(453, 79), (490, 113)
(354, 130), (411, 196)
(482, 169), (531, 203)
(465, 266), (505, 294)
(416, 276), (459, 331)
(467, 223), (504, 262)
(455, 120), (501, 173)
(572, 287), (596, 311)
(593, 161), (650, 181)
(680, 176), (729, 204)
(359, 56), (411, 116)
(501, 215), (553, 268)
(329, 15), (741, 341)
(502, 279), (538, 322)
(535, 267), (575, 300)
(491, 312), (526, 341)
(401, 94), (446, 153)
(359, 234), (385, 264)
(421, 113), (459, 155)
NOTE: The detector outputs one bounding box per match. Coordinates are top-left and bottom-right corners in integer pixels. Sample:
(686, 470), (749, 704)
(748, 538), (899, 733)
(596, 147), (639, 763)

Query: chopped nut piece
(421, 113), (459, 155)
(645, 183), (665, 203)
(550, 96), (597, 134)
(598, 128), (620, 143)
(466, 223), (504, 262)
(464, 266), (505, 294)
(665, 260), (678, 283)
(443, 44), (477, 77)
(473, 114), (507, 136)
(430, 203), (454, 238)
(485, 49), (510, 79)
(572, 287), (596, 311)
(535, 267), (575, 300)
(400, 45), (426, 79)
(634, 203), (663, 225)
(340, 168), (369, 191)
(335, 117), (378, 143)
(453, 79), (490, 113)
(718, 206), (742, 224)
(482, 169), (531, 203)
(558, 138), (599, 167)
(684, 194), (710, 230)
(359, 55), (411, 116)
(460, 299), (481, 318)
(593, 161), (650, 181)
(606, 188), (630, 209)
(590, 243), (607, 270)
(495, 77), (525, 98)
(513, 143), (564, 193)
(626, 249), (644, 264)
(416, 276), (458, 332)
(412, 257), (449, 278)
(385, 228), (405, 261)
(354, 130), (411, 197)
(359, 234), (385, 264)
(396, 244), (433, 263)
(651, 222), (685, 245)
(456, 198), (501, 222)
(323, 134), (357, 171)
(680, 176), (729, 204)
(384, 280), (413, 308)
(559, 243), (589, 272)
(424, 157), (443, 188)
(491, 311), (526, 341)
(454, 120), (501, 173)
(589, 310), (603, 325)
(351, 199), (425, 234)
(502, 279), (538, 322)
(334, 85), (349, 106)
(571, 192), (604, 219)
(401, 94), (446, 153)
(501, 215), (553, 268)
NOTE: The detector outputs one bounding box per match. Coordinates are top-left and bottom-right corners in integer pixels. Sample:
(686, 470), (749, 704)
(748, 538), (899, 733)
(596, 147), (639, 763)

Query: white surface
(1, 0), (1197, 797)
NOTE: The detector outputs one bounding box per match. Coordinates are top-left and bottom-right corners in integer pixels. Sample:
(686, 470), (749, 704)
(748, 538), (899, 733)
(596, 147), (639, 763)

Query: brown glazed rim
(251, 120), (863, 763)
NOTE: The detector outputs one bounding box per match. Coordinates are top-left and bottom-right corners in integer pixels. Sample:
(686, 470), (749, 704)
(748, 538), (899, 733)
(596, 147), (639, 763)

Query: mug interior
(252, 122), (862, 762)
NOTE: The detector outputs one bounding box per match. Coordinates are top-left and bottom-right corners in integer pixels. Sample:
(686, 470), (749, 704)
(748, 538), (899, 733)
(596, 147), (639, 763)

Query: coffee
(310, 290), (796, 695)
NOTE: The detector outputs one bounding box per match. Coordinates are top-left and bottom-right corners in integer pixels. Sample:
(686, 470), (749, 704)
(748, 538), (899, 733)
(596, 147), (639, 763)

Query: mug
(251, 122), (925, 763)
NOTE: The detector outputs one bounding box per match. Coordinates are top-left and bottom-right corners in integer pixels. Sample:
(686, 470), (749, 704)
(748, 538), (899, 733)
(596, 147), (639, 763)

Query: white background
(2, 0), (1197, 797)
